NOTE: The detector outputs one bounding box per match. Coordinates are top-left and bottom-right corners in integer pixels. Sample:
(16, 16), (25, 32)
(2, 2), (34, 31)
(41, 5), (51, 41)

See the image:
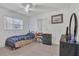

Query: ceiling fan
(18, 3), (38, 13)
(18, 3), (47, 14)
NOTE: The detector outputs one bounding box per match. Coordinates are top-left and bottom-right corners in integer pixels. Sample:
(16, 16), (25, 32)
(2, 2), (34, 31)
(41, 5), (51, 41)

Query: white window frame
(4, 16), (23, 30)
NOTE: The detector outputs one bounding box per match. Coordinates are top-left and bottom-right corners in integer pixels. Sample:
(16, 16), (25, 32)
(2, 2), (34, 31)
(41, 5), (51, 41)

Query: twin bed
(5, 32), (35, 49)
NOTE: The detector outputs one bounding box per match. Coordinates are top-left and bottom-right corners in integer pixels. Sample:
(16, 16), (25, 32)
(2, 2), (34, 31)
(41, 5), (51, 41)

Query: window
(4, 17), (23, 30)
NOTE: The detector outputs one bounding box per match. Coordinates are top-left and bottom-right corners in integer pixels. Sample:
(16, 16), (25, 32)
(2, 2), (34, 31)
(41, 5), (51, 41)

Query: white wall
(29, 8), (70, 45)
(29, 5), (79, 45)
(0, 8), (29, 47)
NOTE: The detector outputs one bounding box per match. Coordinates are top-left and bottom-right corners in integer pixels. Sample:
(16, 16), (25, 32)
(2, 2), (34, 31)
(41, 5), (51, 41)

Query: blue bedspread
(5, 32), (35, 48)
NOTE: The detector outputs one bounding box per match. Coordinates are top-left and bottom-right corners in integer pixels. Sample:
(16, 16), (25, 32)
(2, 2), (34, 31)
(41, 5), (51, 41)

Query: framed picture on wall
(51, 14), (63, 24)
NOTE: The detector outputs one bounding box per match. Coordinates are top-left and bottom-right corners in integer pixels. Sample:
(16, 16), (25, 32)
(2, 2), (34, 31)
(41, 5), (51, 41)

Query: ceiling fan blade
(28, 8), (48, 11)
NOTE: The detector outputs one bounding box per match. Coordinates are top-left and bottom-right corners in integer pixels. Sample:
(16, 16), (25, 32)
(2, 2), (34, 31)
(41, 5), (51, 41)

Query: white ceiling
(0, 3), (71, 16)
